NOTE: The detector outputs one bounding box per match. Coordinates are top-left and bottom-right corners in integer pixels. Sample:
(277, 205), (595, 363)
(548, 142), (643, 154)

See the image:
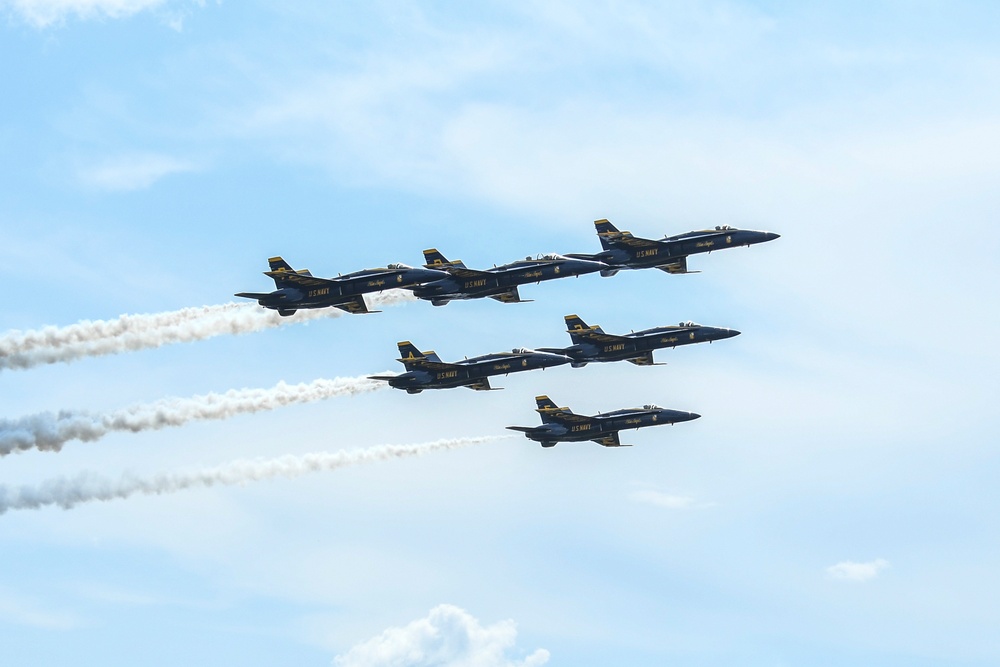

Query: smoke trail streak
(0, 290), (415, 371)
(0, 374), (388, 457)
(0, 436), (503, 515)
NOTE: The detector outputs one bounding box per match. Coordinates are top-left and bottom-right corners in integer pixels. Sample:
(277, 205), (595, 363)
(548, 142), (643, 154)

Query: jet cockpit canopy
(678, 321), (700, 327)
(512, 347), (531, 354)
(386, 263), (412, 270)
(715, 225), (735, 231)
(643, 404), (663, 410)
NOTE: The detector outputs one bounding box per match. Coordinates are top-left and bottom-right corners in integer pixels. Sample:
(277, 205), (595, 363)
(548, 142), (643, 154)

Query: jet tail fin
(535, 395), (573, 423)
(595, 219), (632, 250)
(423, 248), (466, 269)
(396, 341), (442, 368)
(266, 256), (315, 287)
(535, 395), (559, 411)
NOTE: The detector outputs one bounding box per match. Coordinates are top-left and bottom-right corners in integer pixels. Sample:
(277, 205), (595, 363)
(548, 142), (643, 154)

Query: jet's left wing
(489, 287), (531, 304)
(625, 352), (664, 366)
(466, 377), (502, 391)
(333, 295), (379, 314)
(654, 256), (700, 274)
(264, 271), (343, 287)
(570, 329), (629, 344)
(441, 266), (493, 280)
(591, 432), (631, 447)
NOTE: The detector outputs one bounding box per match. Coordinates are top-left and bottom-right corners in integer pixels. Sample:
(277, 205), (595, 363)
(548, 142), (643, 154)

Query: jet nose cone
(764, 231), (780, 241)
(725, 328), (741, 338)
(686, 412), (701, 421)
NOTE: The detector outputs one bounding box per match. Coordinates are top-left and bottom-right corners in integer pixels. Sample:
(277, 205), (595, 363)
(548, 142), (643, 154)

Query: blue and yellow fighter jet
(567, 219), (779, 276)
(369, 342), (573, 393)
(409, 249), (609, 306)
(538, 314), (740, 367)
(507, 395), (700, 448)
(235, 257), (448, 316)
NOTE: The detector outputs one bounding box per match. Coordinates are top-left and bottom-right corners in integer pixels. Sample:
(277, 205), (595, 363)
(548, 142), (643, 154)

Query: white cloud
(826, 559), (890, 583)
(5, 0), (168, 27)
(333, 604), (550, 667)
(77, 152), (197, 191)
(629, 490), (699, 510)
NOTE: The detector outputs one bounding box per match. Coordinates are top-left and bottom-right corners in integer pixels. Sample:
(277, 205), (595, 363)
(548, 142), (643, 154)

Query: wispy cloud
(826, 559), (890, 582)
(629, 489), (714, 510)
(0, 592), (79, 630)
(333, 604), (549, 667)
(5, 0), (168, 27)
(77, 152), (198, 191)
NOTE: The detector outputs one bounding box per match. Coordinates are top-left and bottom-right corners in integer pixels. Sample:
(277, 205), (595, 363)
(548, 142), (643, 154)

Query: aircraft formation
(238, 218), (779, 448)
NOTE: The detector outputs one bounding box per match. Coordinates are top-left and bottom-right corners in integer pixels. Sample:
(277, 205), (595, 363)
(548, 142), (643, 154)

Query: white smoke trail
(0, 436), (502, 515)
(0, 374), (388, 457)
(0, 290), (415, 371)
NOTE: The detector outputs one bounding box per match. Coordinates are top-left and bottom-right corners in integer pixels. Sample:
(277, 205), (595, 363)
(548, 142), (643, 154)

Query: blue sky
(2, 1), (999, 665)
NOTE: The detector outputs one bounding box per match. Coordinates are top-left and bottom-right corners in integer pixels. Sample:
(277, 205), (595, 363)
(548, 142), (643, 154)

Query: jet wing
(609, 235), (661, 249)
(571, 329), (629, 344)
(626, 352), (663, 366)
(333, 295), (379, 314)
(264, 271), (342, 287)
(591, 432), (631, 447)
(489, 287), (531, 304)
(543, 410), (597, 426)
(466, 377), (502, 391)
(398, 358), (458, 371)
(654, 256), (700, 274)
(442, 266), (493, 280)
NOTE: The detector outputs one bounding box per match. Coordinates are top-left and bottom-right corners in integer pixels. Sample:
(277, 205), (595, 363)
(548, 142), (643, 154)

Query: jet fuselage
(412, 254), (608, 305)
(376, 349), (572, 393)
(555, 323), (740, 366)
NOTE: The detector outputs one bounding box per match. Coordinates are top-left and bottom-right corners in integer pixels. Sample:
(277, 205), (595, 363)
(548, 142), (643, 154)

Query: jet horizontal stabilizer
(234, 292), (273, 299)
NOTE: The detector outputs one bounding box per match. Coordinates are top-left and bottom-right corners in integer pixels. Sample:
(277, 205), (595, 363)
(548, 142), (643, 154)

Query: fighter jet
(507, 395), (700, 448)
(369, 341), (573, 393)
(538, 314), (740, 367)
(235, 256), (448, 316)
(567, 219), (779, 276)
(409, 249), (609, 306)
